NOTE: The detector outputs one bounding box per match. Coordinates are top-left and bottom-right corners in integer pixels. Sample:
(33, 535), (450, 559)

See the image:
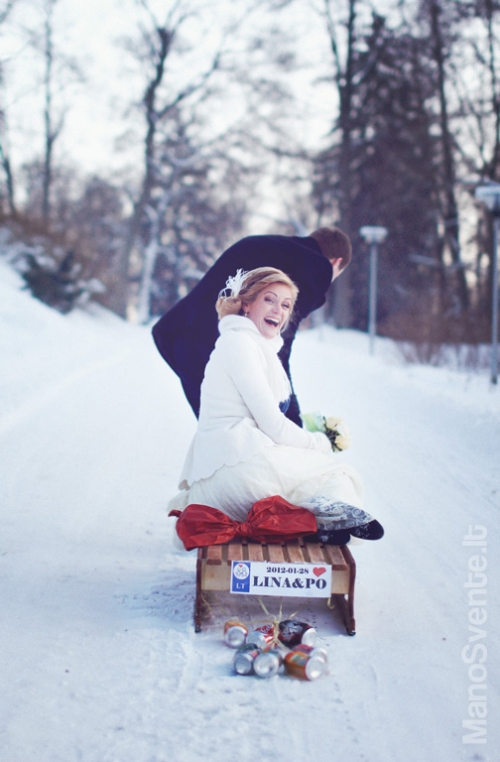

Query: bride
(169, 266), (383, 545)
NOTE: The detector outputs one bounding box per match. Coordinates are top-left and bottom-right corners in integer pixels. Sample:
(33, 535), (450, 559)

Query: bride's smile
(244, 284), (293, 339)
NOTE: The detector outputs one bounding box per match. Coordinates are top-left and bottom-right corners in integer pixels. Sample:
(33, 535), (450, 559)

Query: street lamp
(360, 225), (388, 354)
(474, 183), (500, 385)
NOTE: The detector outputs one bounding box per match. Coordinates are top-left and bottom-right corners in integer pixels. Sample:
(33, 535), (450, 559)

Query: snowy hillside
(0, 259), (498, 762)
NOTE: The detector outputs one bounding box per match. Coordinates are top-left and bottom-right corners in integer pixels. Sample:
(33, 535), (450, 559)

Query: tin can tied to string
(284, 644), (328, 681)
(233, 643), (262, 676)
(223, 618), (248, 649)
(253, 648), (283, 679)
(278, 619), (317, 648)
(246, 623), (276, 650)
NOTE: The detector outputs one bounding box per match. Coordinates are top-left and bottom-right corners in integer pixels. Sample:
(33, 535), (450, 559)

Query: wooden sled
(195, 537), (356, 636)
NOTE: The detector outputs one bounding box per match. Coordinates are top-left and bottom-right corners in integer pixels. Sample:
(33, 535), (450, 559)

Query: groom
(152, 227), (351, 426)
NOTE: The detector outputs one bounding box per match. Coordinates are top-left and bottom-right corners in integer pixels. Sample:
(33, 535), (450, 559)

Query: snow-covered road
(0, 261), (498, 762)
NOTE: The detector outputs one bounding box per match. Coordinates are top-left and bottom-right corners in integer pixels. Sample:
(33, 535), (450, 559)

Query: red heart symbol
(313, 567), (326, 577)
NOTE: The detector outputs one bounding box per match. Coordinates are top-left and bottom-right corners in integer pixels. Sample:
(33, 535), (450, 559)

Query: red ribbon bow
(169, 496), (317, 551)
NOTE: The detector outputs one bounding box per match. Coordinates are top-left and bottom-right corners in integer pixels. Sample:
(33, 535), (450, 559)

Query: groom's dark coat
(152, 234), (333, 426)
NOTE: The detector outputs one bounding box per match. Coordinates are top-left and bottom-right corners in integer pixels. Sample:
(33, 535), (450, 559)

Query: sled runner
(195, 538), (356, 636)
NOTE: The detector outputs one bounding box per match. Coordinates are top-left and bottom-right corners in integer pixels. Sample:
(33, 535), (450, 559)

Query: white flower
(326, 415), (342, 430)
(325, 415), (351, 451)
(303, 411), (351, 451)
(334, 430), (351, 450)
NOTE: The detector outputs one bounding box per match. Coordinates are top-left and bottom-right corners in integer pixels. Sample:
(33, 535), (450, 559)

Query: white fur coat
(179, 315), (330, 488)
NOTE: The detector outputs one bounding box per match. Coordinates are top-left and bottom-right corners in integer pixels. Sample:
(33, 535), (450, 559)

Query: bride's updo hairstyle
(216, 267), (299, 330)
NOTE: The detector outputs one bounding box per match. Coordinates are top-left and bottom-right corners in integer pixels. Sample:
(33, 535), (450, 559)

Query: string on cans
(326, 595), (337, 611)
(257, 597), (304, 626)
(203, 593), (239, 622)
(256, 598), (286, 648)
(257, 597), (272, 618)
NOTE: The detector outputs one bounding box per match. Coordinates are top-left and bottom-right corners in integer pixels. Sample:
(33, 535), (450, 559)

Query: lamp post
(360, 225), (388, 354)
(474, 183), (500, 385)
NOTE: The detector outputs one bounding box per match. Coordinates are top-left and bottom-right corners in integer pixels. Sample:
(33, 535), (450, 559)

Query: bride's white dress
(169, 315), (372, 531)
(172, 446), (369, 529)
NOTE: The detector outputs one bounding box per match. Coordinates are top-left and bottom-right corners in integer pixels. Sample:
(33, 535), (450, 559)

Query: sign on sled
(230, 560), (332, 598)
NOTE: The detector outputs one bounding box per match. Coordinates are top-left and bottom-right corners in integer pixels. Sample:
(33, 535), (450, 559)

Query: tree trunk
(137, 237), (159, 324)
(429, 0), (469, 310)
(123, 26), (173, 321)
(322, 0), (357, 327)
(485, 0), (500, 180)
(0, 136), (16, 215)
(42, 0), (55, 227)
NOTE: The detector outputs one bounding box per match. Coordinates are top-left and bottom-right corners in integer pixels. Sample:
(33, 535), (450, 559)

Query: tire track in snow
(0, 348), (130, 438)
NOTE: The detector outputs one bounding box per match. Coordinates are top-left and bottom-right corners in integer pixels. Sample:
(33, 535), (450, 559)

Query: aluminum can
(223, 618), (248, 649)
(284, 647), (328, 681)
(246, 623), (275, 650)
(278, 619), (317, 648)
(253, 648), (283, 679)
(290, 643), (328, 663)
(233, 643), (262, 675)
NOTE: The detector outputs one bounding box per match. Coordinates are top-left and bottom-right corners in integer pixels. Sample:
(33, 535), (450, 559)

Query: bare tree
(421, 0), (469, 311)
(65, 175), (128, 314)
(123, 0), (273, 322)
(0, 0), (18, 215)
(6, 0), (82, 228)
(40, 0), (61, 225)
(456, 0), (500, 320)
(0, 101), (16, 216)
(312, 0), (387, 326)
(481, 0), (500, 180)
(457, 0), (500, 182)
(123, 2), (224, 321)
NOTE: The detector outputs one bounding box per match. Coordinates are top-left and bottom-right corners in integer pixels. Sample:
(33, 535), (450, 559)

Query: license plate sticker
(230, 560), (332, 598)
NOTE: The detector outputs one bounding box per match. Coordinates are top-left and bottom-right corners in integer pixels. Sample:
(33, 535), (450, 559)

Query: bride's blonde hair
(216, 267), (299, 329)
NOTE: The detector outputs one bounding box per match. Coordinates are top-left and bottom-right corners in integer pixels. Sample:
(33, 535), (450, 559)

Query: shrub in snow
(13, 245), (105, 314)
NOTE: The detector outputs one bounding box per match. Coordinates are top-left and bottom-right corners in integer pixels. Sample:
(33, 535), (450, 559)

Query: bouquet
(301, 411), (351, 452)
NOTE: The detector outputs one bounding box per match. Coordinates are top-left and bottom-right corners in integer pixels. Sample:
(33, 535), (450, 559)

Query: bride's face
(244, 283), (293, 339)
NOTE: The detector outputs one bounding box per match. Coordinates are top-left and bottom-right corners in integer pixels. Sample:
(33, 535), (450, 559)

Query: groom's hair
(309, 227), (352, 269)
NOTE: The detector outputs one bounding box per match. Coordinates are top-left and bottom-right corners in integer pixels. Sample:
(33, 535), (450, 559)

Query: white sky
(10, 0), (469, 240)
(0, 0), (402, 174)
(2, 0), (146, 177)
(1, 0), (398, 185)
